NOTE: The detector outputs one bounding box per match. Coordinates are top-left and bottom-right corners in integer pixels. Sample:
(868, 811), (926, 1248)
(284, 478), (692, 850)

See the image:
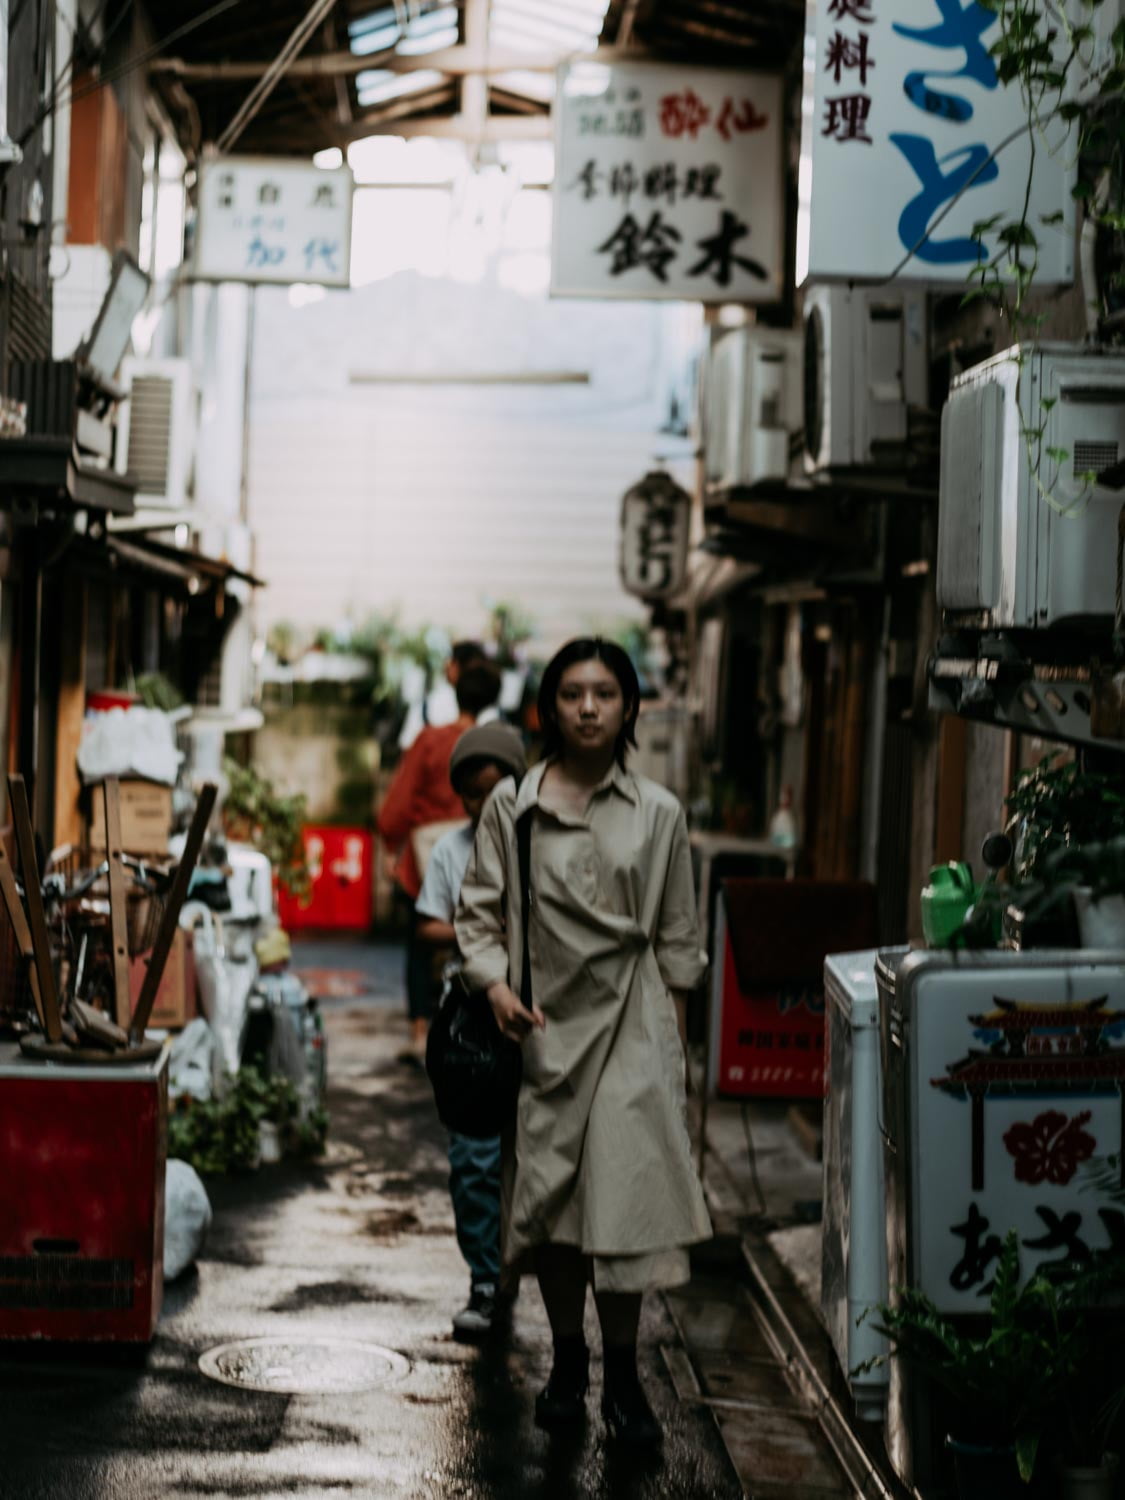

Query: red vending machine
(0, 1041), (168, 1341)
(707, 879), (878, 1098)
(278, 826), (373, 932)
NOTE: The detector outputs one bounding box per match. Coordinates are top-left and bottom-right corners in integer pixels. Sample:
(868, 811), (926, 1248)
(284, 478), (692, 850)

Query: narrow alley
(2, 940), (844, 1500)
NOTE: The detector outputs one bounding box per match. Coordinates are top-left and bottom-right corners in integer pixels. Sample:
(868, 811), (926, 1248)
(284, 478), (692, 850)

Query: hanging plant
(965, 1), (1125, 511)
(222, 757), (311, 900)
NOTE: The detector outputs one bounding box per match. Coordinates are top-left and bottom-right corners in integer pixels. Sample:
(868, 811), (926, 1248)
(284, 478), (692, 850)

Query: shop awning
(68, 533), (266, 595)
(116, 535), (265, 590)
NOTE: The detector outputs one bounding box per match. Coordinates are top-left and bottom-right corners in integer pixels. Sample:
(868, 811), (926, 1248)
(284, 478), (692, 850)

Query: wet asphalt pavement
(0, 941), (741, 1500)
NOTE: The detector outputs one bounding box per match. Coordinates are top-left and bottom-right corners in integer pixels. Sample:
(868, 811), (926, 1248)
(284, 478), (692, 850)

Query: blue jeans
(448, 1132), (501, 1286)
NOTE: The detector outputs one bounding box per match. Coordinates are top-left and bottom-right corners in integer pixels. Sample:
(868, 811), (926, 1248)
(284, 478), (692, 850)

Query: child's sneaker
(452, 1282), (497, 1341)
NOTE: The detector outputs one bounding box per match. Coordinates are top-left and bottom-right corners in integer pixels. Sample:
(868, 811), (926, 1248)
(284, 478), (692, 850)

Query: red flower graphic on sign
(1003, 1109), (1095, 1187)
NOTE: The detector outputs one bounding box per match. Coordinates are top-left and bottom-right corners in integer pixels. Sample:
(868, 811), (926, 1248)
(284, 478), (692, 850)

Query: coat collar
(514, 757), (638, 818)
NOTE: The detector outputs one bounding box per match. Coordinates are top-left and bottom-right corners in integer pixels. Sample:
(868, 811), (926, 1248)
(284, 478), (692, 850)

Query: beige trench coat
(454, 759), (712, 1291)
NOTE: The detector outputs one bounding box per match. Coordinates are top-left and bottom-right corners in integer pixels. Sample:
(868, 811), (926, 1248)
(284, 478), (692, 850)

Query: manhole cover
(199, 1337), (410, 1394)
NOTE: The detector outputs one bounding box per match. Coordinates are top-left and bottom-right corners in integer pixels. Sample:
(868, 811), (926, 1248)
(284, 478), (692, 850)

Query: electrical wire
(16, 0), (246, 153)
(216, 0), (338, 154)
(15, 0), (120, 151)
(864, 121), (1033, 287)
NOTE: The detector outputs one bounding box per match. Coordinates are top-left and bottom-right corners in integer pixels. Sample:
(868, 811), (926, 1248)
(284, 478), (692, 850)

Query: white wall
(246, 269), (697, 654)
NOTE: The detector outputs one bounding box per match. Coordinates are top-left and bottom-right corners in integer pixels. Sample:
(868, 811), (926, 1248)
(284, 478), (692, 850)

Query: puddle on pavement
(198, 1336), (410, 1394)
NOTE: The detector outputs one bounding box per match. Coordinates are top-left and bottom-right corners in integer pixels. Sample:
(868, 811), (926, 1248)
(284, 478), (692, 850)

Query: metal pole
(240, 283), (255, 526)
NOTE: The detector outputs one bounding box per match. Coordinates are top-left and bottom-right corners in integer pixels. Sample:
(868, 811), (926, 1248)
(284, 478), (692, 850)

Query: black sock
(550, 1333), (589, 1389)
(603, 1342), (638, 1393)
(553, 1333), (587, 1364)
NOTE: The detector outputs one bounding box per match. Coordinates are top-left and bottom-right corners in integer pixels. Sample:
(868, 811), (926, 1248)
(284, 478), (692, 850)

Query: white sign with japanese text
(193, 157), (354, 287)
(907, 961), (1125, 1313)
(552, 62), (784, 303)
(806, 0), (1074, 283)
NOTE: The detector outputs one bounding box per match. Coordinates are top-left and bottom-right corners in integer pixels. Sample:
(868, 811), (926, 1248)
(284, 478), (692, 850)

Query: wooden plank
(151, 45), (635, 81)
(8, 774), (62, 1043)
(934, 714), (968, 866)
(103, 777), (132, 1030)
(0, 837), (44, 1028)
(52, 578), (86, 849)
(345, 113), (553, 142)
(129, 783), (217, 1042)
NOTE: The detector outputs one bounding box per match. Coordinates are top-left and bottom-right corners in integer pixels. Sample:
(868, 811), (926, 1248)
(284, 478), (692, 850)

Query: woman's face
(554, 658), (627, 758)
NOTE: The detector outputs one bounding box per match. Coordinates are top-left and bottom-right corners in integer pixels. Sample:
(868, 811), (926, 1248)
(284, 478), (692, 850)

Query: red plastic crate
(0, 1043), (167, 1341)
(278, 826), (373, 932)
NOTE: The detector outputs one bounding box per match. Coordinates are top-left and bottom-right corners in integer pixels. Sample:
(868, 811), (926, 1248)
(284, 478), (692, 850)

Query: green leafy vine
(967, 0), (1125, 515)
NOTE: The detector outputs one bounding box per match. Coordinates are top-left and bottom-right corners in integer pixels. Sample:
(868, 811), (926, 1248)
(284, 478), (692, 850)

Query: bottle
(769, 785), (797, 849)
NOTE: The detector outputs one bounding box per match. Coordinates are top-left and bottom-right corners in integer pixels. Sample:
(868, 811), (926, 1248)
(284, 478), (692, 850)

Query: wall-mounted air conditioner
(703, 326), (802, 492)
(803, 284), (928, 473)
(115, 357), (194, 508)
(938, 345), (1125, 629)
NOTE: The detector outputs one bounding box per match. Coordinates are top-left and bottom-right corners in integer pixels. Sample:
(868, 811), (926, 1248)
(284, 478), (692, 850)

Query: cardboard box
(88, 779), (174, 854)
(129, 929), (196, 1031)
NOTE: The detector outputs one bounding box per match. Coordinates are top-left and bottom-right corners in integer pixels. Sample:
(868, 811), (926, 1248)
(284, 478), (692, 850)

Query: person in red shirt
(378, 660), (502, 1059)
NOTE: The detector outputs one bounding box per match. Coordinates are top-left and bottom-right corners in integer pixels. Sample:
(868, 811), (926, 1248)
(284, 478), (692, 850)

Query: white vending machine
(822, 948), (901, 1421)
(878, 948), (1125, 1489)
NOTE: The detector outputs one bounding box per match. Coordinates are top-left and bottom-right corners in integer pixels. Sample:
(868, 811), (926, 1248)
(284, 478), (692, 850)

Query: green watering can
(921, 862), (979, 949)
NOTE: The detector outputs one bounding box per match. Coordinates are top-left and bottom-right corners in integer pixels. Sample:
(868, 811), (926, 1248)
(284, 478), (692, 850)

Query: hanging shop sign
(552, 62), (784, 302)
(911, 968), (1125, 1314)
(620, 471), (691, 600)
(193, 157), (354, 287)
(806, 0), (1073, 283)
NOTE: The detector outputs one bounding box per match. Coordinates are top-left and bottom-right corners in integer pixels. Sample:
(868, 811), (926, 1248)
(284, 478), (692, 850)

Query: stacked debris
(0, 774), (217, 1062)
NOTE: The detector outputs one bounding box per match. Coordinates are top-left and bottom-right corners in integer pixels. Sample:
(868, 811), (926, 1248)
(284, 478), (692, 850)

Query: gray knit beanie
(449, 722), (527, 790)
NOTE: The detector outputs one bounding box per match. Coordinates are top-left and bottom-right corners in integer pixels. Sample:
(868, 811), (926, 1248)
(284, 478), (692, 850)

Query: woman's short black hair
(537, 638), (640, 768)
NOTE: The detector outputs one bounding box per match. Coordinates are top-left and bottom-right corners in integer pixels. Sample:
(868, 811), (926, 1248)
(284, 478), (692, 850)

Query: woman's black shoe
(534, 1340), (589, 1430)
(601, 1378), (663, 1449)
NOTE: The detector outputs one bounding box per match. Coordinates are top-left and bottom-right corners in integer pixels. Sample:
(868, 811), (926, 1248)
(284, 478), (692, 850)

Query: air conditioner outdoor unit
(703, 326), (802, 491)
(803, 284), (928, 473)
(115, 357), (194, 508)
(937, 345), (1125, 629)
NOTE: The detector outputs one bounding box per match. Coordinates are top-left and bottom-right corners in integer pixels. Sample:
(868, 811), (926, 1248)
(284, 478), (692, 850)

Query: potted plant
(222, 758), (311, 902)
(1005, 756), (1125, 947)
(857, 1234), (1121, 1497)
(258, 1072), (300, 1165)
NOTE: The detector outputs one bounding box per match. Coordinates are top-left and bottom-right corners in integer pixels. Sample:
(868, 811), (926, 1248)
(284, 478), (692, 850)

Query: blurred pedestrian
(378, 659), (502, 1061)
(400, 640), (497, 749)
(415, 722), (527, 1340)
(455, 638), (710, 1448)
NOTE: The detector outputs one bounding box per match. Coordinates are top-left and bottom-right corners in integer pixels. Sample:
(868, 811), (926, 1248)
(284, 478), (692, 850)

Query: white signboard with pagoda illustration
(901, 958), (1125, 1314)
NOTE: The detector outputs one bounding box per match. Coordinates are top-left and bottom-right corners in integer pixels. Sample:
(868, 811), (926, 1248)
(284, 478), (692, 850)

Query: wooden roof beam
(150, 43), (645, 82)
(340, 111), (553, 142)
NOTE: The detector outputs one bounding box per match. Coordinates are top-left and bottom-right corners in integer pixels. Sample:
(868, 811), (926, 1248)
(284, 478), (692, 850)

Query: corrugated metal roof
(150, 0), (805, 158)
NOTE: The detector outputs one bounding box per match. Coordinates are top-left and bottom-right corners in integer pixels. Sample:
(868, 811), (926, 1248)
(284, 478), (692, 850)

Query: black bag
(425, 808), (533, 1139)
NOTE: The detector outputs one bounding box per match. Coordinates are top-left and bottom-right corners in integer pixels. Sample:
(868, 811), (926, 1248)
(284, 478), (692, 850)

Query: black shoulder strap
(516, 808), (533, 1009)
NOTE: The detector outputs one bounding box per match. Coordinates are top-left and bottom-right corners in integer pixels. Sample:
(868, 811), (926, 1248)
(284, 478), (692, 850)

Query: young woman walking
(455, 638), (711, 1448)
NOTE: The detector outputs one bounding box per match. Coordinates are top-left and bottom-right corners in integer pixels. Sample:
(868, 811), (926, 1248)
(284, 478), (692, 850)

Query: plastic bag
(186, 904), (257, 1092)
(168, 1017), (214, 1102)
(77, 706), (182, 785)
(164, 1159), (212, 1280)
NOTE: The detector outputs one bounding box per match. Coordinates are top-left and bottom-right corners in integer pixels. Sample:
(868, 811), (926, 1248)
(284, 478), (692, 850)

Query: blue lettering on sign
(304, 238), (340, 274)
(889, 135), (999, 262)
(888, 0), (1003, 264)
(893, 0), (997, 121)
(247, 236), (285, 269)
